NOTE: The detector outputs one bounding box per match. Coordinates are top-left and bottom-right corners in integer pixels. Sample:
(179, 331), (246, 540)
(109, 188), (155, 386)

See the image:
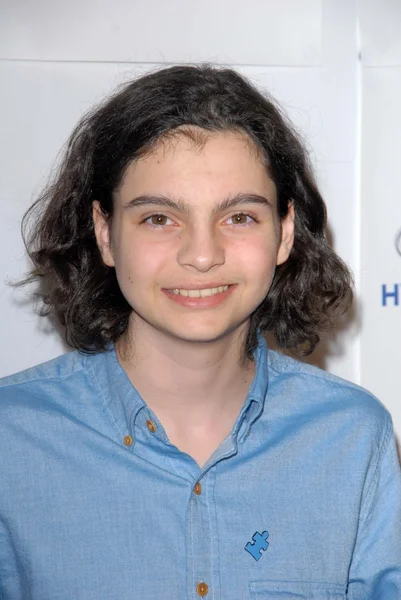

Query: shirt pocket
(249, 580), (347, 599)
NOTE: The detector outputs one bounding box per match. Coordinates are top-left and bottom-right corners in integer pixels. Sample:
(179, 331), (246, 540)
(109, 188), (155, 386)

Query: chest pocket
(249, 580), (347, 599)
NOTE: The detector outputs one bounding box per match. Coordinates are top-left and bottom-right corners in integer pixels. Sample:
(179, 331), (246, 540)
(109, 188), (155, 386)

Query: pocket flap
(249, 580), (346, 598)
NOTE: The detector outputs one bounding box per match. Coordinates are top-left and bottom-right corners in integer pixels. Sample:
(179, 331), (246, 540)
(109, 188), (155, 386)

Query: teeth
(171, 285), (229, 297)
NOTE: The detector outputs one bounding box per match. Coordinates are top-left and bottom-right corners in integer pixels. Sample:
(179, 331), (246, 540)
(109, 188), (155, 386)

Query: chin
(161, 320), (249, 346)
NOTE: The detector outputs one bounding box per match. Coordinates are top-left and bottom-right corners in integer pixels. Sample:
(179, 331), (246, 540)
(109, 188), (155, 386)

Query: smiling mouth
(168, 285), (230, 298)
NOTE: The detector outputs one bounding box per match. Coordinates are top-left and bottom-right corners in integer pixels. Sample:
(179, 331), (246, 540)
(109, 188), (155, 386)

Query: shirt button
(196, 582), (209, 597)
(193, 482), (202, 495)
(146, 419), (157, 433)
(123, 435), (133, 447)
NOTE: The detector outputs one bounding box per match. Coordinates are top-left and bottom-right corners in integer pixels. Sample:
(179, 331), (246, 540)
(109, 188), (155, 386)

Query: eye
(227, 213), (256, 225)
(143, 214), (174, 227)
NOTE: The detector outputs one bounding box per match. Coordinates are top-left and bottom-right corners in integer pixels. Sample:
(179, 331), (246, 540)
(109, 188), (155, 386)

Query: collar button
(146, 419), (157, 433)
(123, 435), (133, 447)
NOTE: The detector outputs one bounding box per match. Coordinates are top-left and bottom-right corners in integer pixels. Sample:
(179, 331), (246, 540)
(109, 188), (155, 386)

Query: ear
(92, 201), (115, 267)
(276, 202), (295, 266)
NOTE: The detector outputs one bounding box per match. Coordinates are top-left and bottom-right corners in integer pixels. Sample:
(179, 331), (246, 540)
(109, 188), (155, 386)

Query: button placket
(187, 472), (215, 599)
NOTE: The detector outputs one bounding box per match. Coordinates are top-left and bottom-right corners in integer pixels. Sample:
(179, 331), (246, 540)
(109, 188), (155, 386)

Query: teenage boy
(0, 65), (400, 599)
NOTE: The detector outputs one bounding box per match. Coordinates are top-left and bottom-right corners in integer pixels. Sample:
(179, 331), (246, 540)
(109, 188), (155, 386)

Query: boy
(0, 65), (400, 599)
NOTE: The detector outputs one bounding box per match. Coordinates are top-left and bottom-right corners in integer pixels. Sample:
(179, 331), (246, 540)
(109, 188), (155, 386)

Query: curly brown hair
(20, 64), (353, 359)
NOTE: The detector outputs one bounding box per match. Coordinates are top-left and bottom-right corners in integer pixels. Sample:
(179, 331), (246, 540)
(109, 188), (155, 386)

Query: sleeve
(347, 417), (401, 599)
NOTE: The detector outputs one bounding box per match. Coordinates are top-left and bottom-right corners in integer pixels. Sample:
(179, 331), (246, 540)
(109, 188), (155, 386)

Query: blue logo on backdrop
(396, 229), (401, 257)
(381, 230), (401, 307)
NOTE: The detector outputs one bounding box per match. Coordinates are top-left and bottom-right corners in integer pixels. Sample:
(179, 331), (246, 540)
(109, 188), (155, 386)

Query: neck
(115, 319), (256, 465)
(116, 318), (253, 408)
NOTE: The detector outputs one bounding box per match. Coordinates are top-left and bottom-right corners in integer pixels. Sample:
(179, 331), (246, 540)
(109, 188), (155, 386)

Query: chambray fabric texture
(0, 335), (400, 600)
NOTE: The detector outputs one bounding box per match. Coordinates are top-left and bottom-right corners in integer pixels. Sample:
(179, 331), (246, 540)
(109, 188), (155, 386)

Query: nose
(176, 225), (225, 272)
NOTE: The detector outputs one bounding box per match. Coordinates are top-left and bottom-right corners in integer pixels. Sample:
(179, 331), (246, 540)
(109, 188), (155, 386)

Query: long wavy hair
(20, 64), (353, 359)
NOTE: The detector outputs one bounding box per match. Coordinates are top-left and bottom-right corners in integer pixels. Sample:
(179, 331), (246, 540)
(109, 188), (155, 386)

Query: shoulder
(0, 351), (103, 444)
(267, 350), (392, 439)
(0, 351), (85, 391)
(0, 350), (119, 453)
(0, 351), (87, 412)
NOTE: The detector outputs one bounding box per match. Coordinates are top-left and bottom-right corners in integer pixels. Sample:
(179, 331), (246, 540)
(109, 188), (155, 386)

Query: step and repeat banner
(360, 0), (401, 435)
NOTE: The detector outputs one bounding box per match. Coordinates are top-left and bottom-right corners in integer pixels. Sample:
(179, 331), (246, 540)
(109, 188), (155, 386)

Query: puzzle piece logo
(244, 531), (269, 561)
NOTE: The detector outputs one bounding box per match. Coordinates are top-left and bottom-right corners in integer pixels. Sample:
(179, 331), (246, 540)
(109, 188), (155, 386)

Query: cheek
(231, 235), (278, 275)
(113, 237), (170, 290)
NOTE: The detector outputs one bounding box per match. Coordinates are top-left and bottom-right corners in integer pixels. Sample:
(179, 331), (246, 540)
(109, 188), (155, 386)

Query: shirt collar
(85, 346), (145, 442)
(245, 331), (269, 406)
(232, 332), (269, 441)
(85, 331), (269, 445)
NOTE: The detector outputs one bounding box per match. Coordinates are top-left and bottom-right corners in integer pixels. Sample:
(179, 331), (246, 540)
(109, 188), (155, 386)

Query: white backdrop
(0, 0), (399, 437)
(359, 0), (401, 435)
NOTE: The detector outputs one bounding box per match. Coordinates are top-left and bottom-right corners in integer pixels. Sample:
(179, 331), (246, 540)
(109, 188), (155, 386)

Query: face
(93, 130), (294, 347)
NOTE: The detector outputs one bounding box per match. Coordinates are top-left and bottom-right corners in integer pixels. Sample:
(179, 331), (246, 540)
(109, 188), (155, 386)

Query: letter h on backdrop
(382, 284), (400, 306)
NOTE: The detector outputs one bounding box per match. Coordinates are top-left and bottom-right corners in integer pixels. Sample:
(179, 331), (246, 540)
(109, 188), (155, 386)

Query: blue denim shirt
(0, 336), (400, 599)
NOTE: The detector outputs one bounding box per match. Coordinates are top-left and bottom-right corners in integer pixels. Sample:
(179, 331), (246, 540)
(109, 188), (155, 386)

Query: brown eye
(145, 214), (173, 227)
(231, 213), (252, 225)
(151, 215), (167, 225)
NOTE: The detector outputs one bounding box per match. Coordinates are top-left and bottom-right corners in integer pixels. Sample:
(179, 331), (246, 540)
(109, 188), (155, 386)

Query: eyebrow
(124, 193), (273, 214)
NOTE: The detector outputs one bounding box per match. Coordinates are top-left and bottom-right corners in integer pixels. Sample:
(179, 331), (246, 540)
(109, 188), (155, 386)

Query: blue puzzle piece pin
(245, 531), (269, 561)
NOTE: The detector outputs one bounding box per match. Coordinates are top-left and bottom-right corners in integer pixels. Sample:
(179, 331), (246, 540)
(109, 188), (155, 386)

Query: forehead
(117, 129), (276, 204)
